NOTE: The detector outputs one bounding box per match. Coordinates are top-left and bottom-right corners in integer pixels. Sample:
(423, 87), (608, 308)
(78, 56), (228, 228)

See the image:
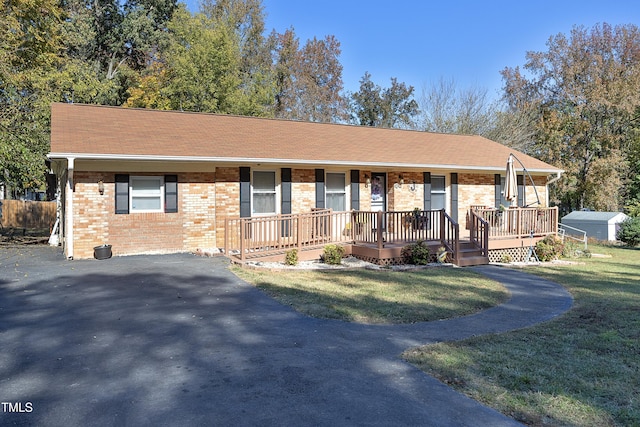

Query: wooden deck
(224, 207), (558, 266)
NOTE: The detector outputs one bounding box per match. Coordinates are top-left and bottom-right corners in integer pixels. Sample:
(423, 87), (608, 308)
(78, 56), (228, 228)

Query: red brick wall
(214, 167), (239, 248)
(69, 167), (550, 257)
(71, 171), (216, 258)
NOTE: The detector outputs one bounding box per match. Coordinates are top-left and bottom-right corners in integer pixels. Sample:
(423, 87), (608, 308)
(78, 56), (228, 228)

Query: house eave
(46, 153), (562, 175)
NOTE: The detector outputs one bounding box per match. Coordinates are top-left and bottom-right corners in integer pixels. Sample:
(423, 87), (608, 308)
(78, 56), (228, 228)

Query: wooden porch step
(455, 255), (490, 267)
(455, 240), (490, 266)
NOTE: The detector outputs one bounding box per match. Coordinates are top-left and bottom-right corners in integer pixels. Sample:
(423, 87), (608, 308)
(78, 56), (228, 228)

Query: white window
(252, 171), (276, 214)
(326, 172), (346, 211)
(431, 175), (446, 210)
(130, 176), (164, 212)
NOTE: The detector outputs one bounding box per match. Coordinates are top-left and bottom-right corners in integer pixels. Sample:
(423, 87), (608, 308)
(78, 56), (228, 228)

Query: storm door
(370, 173), (386, 232)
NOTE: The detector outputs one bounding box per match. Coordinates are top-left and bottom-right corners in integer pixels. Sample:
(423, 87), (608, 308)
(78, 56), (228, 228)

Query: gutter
(47, 152), (562, 175)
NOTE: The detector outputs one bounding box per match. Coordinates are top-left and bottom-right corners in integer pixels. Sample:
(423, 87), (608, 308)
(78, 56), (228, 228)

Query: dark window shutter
(281, 168), (292, 214)
(517, 175), (525, 207)
(450, 173), (458, 221)
(350, 170), (360, 210)
(423, 172), (431, 211)
(315, 169), (325, 209)
(115, 174), (129, 214)
(165, 175), (178, 213)
(495, 174), (502, 208)
(281, 168), (292, 236)
(240, 167), (251, 217)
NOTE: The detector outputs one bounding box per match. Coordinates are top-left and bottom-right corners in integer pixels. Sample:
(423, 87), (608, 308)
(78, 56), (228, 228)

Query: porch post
(240, 218), (246, 261)
(468, 209), (476, 243)
(65, 157), (74, 259)
(376, 211), (384, 250)
(297, 215), (302, 251)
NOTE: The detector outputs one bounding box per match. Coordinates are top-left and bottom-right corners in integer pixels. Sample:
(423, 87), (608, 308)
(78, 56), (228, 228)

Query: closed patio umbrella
(504, 154), (518, 203)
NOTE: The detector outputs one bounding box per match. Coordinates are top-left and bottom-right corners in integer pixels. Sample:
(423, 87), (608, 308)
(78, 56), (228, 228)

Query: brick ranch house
(48, 103), (563, 264)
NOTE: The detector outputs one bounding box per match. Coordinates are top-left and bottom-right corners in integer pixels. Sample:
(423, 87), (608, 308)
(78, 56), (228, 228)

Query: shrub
(624, 199), (640, 217)
(284, 249), (298, 266)
(401, 240), (431, 265)
(617, 216), (640, 246)
(501, 253), (513, 263)
(535, 235), (565, 261)
(322, 244), (345, 265)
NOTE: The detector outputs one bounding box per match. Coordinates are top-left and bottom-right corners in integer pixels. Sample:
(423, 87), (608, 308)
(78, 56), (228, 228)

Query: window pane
(253, 193), (276, 214)
(132, 177), (161, 194)
(253, 171), (275, 191)
(130, 176), (163, 212)
(326, 193), (345, 211)
(431, 193), (446, 210)
(132, 197), (161, 210)
(432, 175), (445, 192)
(431, 175), (446, 210)
(326, 173), (345, 191)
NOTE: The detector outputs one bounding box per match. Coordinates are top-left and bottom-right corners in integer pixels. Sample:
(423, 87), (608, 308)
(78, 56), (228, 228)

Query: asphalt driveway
(0, 246), (572, 426)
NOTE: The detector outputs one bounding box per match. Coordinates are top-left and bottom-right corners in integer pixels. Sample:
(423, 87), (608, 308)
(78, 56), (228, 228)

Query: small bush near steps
(284, 249), (299, 266)
(321, 244), (345, 265)
(401, 241), (431, 265)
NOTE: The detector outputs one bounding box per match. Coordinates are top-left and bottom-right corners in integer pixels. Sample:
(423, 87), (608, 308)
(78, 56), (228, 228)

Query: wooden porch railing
(225, 209), (353, 261)
(349, 210), (444, 247)
(473, 207), (558, 239)
(224, 207), (559, 262)
(441, 210), (461, 263)
(468, 209), (489, 258)
(224, 209), (454, 261)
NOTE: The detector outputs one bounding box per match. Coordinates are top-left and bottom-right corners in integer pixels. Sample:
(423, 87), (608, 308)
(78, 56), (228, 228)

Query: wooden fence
(0, 200), (57, 229)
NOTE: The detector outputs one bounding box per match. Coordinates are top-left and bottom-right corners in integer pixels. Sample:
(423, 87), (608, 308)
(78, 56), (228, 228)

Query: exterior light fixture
(98, 179), (105, 195)
(365, 174), (371, 188)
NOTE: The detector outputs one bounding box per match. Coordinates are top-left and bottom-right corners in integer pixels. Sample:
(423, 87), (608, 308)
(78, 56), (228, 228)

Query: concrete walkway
(0, 246), (572, 426)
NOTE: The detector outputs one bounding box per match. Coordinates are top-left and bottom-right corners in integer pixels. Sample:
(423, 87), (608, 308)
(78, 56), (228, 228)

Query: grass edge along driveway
(405, 244), (640, 427)
(234, 247), (639, 426)
(232, 266), (509, 324)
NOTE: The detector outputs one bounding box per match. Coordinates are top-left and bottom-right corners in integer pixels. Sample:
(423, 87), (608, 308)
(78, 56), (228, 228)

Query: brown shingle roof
(49, 103), (561, 173)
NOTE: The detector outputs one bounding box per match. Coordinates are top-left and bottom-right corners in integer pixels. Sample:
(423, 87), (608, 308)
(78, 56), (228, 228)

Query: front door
(370, 173), (386, 211)
(371, 173), (386, 232)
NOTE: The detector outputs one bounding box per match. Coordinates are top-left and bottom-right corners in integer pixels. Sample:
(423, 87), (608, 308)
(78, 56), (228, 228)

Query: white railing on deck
(558, 223), (588, 250)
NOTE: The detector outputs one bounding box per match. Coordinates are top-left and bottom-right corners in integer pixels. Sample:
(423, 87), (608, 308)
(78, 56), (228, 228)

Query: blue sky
(184, 0), (640, 101)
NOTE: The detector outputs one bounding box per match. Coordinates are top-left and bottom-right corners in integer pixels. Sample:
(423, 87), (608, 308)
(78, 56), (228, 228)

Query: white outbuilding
(561, 211), (629, 242)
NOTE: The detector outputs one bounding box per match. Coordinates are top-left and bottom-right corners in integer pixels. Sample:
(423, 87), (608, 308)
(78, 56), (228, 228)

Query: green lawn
(404, 245), (640, 426)
(232, 266), (508, 324)
(232, 246), (639, 425)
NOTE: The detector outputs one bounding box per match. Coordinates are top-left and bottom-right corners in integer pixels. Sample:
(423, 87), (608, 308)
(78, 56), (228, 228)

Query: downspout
(546, 171), (563, 206)
(66, 157), (75, 259)
(546, 171), (562, 186)
(48, 161), (66, 246)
